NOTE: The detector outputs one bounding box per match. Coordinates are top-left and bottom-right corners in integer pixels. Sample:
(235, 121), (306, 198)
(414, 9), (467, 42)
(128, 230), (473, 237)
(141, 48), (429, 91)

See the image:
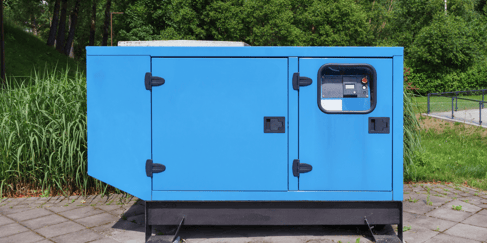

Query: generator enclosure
(86, 46), (404, 241)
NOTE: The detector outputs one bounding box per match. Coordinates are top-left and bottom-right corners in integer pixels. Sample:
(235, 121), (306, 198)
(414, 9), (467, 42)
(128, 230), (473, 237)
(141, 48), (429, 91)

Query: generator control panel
(319, 64), (376, 113)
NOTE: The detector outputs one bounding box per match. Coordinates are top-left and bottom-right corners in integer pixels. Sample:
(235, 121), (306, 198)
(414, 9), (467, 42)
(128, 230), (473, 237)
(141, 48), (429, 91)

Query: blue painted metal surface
(86, 46), (403, 202)
(298, 58), (393, 191)
(87, 55), (152, 200)
(151, 58), (288, 191)
(288, 57), (299, 191)
(151, 190), (392, 201)
(393, 55), (404, 201)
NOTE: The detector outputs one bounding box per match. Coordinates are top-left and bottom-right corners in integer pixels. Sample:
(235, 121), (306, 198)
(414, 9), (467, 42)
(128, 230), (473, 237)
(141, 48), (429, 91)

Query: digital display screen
(345, 84), (355, 89)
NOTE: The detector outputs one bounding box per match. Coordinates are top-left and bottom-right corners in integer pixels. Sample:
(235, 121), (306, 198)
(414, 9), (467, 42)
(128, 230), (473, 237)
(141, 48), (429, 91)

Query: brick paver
(0, 184), (486, 242)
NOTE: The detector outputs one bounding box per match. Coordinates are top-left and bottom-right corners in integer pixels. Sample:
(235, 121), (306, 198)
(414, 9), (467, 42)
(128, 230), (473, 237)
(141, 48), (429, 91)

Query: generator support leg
(364, 217), (377, 242)
(171, 217), (185, 242)
(145, 203), (152, 243)
(398, 202), (403, 242)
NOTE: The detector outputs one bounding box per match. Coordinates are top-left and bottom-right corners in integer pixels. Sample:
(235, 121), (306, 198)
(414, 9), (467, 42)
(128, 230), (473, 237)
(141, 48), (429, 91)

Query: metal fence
(427, 89), (487, 125)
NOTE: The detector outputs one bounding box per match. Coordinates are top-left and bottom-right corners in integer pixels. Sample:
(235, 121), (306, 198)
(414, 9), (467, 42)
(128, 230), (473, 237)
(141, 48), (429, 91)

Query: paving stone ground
(1, 184), (486, 243)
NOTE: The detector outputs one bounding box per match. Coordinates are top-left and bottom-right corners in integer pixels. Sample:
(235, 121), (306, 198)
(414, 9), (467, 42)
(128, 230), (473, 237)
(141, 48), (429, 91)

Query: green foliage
(0, 70), (106, 198)
(404, 86), (422, 180)
(409, 14), (482, 74)
(408, 62), (487, 94)
(452, 205), (463, 210)
(118, 0), (372, 46)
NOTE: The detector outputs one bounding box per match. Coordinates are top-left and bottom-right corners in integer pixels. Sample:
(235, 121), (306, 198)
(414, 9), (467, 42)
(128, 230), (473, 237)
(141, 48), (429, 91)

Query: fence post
(427, 94), (430, 114)
(451, 97), (454, 119)
(482, 91), (485, 109)
(455, 93), (458, 111)
(480, 102), (482, 125)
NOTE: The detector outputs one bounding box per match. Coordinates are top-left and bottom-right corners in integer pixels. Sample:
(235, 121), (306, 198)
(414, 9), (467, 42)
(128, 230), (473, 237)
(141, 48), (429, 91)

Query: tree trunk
(47, 0), (60, 46)
(31, 15), (37, 36)
(101, 0), (111, 46)
(1, 0), (5, 86)
(56, 0), (68, 53)
(64, 0), (80, 56)
(89, 0), (97, 46)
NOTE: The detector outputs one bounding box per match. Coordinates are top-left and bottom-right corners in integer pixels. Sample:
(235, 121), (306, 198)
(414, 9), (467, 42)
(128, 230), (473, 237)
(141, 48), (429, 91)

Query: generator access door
(151, 58), (288, 191)
(298, 58), (393, 191)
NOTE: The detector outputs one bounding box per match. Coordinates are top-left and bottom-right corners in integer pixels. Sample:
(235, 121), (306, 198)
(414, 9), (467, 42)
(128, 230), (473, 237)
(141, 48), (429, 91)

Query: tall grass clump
(403, 87), (422, 181)
(0, 69), (105, 198)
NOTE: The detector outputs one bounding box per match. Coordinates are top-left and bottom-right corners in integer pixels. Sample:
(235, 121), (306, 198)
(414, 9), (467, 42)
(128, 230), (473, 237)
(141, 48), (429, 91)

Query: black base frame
(145, 201), (403, 243)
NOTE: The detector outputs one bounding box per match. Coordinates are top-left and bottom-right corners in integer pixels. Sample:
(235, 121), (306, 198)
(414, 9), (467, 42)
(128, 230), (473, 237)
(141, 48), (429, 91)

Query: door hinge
(145, 159), (166, 177)
(292, 159), (312, 177)
(145, 72), (165, 90)
(292, 72), (312, 91)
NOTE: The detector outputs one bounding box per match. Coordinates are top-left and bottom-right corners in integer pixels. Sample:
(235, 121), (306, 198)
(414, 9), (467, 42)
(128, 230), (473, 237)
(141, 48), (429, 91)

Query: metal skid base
(145, 201), (403, 243)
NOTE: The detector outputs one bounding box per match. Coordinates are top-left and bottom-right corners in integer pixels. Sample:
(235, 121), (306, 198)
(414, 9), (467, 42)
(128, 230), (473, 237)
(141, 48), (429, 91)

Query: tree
(1, 0), (5, 86)
(64, 0), (79, 55)
(47, 0), (60, 46)
(88, 0), (96, 46)
(55, 0), (67, 53)
(101, 0), (110, 46)
(409, 14), (481, 74)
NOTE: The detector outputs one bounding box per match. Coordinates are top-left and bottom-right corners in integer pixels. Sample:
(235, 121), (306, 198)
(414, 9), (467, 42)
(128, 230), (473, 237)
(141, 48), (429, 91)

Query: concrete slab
(59, 206), (104, 220)
(22, 214), (68, 230)
(0, 205), (32, 215)
(76, 213), (119, 228)
(404, 201), (436, 215)
(8, 208), (53, 222)
(46, 204), (81, 213)
(402, 224), (438, 243)
(126, 214), (145, 226)
(0, 230), (45, 243)
(403, 212), (457, 232)
(443, 223), (487, 241)
(89, 238), (121, 243)
(96, 205), (123, 212)
(441, 199), (482, 213)
(0, 215), (15, 226)
(426, 206), (473, 222)
(462, 212), (487, 228)
(423, 233), (481, 243)
(36, 221), (85, 238)
(0, 222), (29, 237)
(50, 229), (103, 243)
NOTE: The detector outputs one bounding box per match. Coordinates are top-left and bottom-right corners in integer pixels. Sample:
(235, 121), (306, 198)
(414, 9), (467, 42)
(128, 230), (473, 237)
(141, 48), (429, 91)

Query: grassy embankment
(410, 96), (487, 190)
(0, 22), (105, 198)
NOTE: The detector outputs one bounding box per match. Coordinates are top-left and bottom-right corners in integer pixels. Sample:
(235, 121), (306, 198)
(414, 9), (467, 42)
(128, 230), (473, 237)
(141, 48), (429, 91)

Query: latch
(292, 159), (312, 177)
(368, 117), (390, 134)
(292, 73), (312, 90)
(145, 159), (166, 177)
(145, 72), (165, 90)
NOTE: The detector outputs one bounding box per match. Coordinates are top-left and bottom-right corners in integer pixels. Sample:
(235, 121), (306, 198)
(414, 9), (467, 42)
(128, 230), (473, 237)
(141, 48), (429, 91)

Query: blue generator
(87, 43), (404, 242)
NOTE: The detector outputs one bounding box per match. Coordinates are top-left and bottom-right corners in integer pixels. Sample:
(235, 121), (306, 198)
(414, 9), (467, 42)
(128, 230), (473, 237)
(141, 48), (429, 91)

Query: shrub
(0, 70), (107, 197)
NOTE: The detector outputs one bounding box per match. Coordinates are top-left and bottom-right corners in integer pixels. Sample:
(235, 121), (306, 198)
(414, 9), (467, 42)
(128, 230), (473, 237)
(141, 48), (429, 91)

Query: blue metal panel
(87, 46), (404, 58)
(87, 56), (152, 200)
(152, 190), (392, 201)
(151, 58), (288, 191)
(288, 57), (299, 191)
(393, 55), (404, 201)
(298, 58), (393, 193)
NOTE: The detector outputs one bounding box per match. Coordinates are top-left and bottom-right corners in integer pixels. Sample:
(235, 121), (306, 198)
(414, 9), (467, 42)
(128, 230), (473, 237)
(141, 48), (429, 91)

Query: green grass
(0, 70), (109, 198)
(3, 21), (83, 82)
(412, 124), (487, 190)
